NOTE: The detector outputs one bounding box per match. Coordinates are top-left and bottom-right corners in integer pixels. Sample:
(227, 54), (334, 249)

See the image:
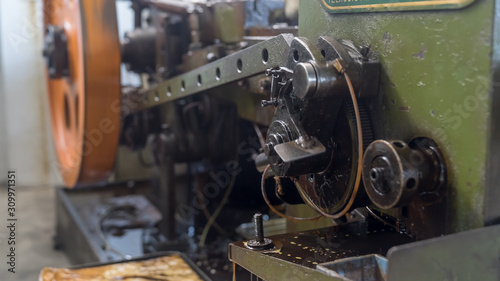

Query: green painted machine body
(299, 0), (497, 233)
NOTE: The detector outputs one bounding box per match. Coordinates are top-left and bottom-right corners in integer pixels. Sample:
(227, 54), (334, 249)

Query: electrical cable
(261, 165), (323, 222)
(195, 174), (228, 236)
(365, 206), (397, 229)
(95, 206), (133, 259)
(198, 172), (237, 248)
(253, 123), (266, 149)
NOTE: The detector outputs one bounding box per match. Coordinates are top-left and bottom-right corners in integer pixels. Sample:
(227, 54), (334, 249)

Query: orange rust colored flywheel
(43, 0), (121, 187)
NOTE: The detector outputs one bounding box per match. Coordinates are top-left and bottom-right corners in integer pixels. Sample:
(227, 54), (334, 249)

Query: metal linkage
(122, 34), (295, 115)
(262, 36), (380, 178)
(261, 67), (293, 107)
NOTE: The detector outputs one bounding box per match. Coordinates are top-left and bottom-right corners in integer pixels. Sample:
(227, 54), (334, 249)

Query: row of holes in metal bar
(146, 48), (272, 103)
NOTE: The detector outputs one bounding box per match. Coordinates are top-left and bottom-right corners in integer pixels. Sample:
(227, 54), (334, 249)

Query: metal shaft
(254, 213), (264, 243)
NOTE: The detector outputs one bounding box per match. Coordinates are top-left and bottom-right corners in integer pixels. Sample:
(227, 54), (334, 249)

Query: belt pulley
(43, 0), (121, 187)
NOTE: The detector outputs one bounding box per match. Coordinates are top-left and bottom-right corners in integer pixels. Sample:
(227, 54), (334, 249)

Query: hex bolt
(254, 213), (264, 243)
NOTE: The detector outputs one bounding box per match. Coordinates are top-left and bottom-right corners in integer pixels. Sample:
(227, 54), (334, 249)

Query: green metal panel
(485, 0), (500, 226)
(387, 223), (500, 280)
(299, 0), (495, 233)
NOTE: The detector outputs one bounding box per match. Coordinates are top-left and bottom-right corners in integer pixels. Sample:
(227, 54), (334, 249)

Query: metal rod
(253, 213), (265, 243)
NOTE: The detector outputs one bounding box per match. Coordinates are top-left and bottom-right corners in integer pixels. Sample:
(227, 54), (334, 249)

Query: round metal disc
(44, 0), (121, 187)
(295, 100), (373, 215)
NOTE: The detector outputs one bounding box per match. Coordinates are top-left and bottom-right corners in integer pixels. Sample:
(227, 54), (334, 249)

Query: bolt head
(264, 143), (274, 156)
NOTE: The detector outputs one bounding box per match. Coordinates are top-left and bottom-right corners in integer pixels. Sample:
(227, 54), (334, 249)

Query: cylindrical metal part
(151, 0), (193, 14)
(121, 27), (157, 73)
(253, 213), (264, 243)
(293, 62), (317, 99)
(255, 153), (270, 173)
(189, 13), (201, 46)
(362, 138), (447, 209)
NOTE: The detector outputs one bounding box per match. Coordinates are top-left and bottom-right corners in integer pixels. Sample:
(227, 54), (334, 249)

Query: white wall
(0, 1), (6, 184)
(117, 1), (141, 86)
(0, 1), (142, 186)
(0, 0), (53, 186)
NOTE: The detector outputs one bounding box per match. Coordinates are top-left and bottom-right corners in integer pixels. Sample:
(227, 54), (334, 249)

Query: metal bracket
(123, 33), (295, 115)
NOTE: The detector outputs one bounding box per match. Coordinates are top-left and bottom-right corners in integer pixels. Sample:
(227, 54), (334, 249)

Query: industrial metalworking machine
(42, 0), (500, 280)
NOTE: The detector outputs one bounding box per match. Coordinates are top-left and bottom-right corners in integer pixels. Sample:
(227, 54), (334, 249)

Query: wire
(198, 172), (237, 248)
(198, 103), (238, 248)
(292, 62), (364, 220)
(365, 206), (397, 229)
(95, 206), (132, 259)
(261, 165), (323, 222)
(253, 123), (266, 149)
(195, 174), (228, 236)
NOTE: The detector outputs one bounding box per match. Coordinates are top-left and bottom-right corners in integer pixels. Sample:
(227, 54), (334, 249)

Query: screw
(360, 45), (371, 61)
(206, 52), (217, 62)
(246, 213), (274, 250)
(297, 136), (314, 149)
(308, 174), (314, 183)
(264, 143), (274, 156)
(261, 100), (277, 107)
(254, 213), (264, 243)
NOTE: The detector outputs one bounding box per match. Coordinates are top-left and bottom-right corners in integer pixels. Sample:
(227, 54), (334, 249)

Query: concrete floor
(1, 185), (70, 281)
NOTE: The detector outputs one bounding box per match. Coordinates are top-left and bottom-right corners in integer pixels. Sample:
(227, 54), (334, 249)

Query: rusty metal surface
(84, 195), (162, 230)
(229, 221), (413, 280)
(65, 251), (211, 281)
(54, 183), (152, 264)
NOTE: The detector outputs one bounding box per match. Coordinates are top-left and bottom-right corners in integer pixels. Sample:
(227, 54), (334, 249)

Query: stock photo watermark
(5, 171), (17, 274)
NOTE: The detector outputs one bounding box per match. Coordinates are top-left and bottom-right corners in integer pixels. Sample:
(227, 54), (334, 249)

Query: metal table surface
(229, 221), (414, 280)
